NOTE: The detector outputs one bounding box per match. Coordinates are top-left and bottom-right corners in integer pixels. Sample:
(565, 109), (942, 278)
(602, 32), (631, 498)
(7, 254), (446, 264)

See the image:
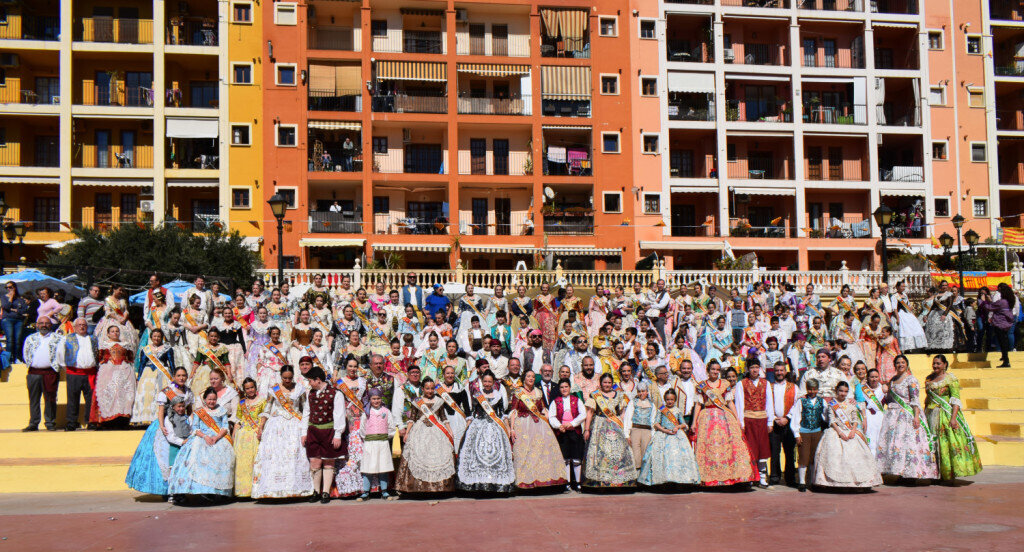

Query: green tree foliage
(45, 225), (261, 289)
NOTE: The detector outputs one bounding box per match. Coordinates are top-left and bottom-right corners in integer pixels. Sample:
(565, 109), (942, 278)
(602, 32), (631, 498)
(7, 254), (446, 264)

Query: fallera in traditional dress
(638, 405), (701, 486)
(875, 374), (938, 479)
(232, 396), (268, 497)
(125, 385), (194, 495)
(583, 391), (637, 488)
(925, 373), (982, 480)
(509, 387), (567, 489)
(395, 396), (457, 494)
(693, 380), (758, 486)
(458, 390), (515, 493)
(252, 383), (314, 499)
(131, 344), (176, 425)
(92, 346), (136, 423)
(167, 405), (235, 497)
(813, 399), (882, 488)
(333, 379), (366, 497)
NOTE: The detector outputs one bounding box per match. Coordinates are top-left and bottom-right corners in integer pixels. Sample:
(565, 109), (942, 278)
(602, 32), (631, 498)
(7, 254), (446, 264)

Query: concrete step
(966, 398), (1024, 410)
(0, 429), (140, 460)
(0, 403), (89, 430)
(944, 366), (1024, 379)
(990, 422), (1024, 439)
(962, 385), (1024, 399)
(962, 409), (1024, 434)
(0, 459), (131, 493)
(976, 435), (1024, 467)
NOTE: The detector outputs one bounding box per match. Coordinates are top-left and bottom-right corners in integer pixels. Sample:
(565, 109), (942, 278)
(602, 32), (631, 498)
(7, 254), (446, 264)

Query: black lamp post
(0, 197), (8, 265)
(268, 194), (288, 287)
(873, 204), (894, 284)
(951, 214), (966, 290)
(12, 221), (26, 259)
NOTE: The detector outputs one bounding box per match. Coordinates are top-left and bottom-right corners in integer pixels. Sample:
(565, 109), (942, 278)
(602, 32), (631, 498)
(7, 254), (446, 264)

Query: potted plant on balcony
(729, 220), (751, 237)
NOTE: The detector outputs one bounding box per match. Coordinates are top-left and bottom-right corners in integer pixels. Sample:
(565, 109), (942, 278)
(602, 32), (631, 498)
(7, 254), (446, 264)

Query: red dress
(741, 378), (770, 461)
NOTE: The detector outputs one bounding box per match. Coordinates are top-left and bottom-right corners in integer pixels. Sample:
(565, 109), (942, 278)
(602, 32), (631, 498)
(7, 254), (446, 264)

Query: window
(372, 136), (388, 154)
(371, 20), (387, 37)
(968, 88), (985, 108)
(276, 64), (296, 86)
(599, 17), (617, 37)
(603, 192), (622, 213)
(230, 124), (251, 146)
(276, 188), (297, 209)
(970, 142), (987, 162)
(643, 193), (660, 214)
(276, 124), (297, 147)
(274, 3), (297, 26)
(929, 85), (945, 106)
(966, 35), (982, 55)
(232, 2), (252, 23)
(231, 188), (251, 209)
(973, 198), (989, 218)
(934, 198), (949, 218)
(232, 63), (252, 85)
(602, 132), (620, 153)
(928, 30), (943, 50)
(727, 143), (737, 162)
(600, 74), (618, 95)
(642, 134), (659, 154)
(932, 141), (947, 160)
(639, 20), (656, 40)
(640, 77), (657, 97)
(373, 196), (390, 214)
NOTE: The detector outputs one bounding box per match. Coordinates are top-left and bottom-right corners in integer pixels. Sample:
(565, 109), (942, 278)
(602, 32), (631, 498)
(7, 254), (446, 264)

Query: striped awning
(299, 238), (365, 248)
(374, 243), (451, 253)
(541, 66), (591, 100)
(543, 247), (620, 256)
(400, 8), (444, 16)
(375, 61), (447, 82)
(731, 187), (796, 196)
(461, 244), (537, 254)
(167, 179), (218, 188)
(73, 179), (152, 187)
(640, 241), (724, 251)
(457, 63), (530, 77)
(880, 189), (925, 197)
(308, 120), (361, 131)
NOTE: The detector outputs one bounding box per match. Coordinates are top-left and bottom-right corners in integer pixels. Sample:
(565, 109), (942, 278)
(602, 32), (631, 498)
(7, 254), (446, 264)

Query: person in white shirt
(767, 362), (800, 486)
(647, 279), (671, 343)
(57, 318), (100, 431)
(548, 377), (587, 491)
(484, 338), (509, 379)
(181, 276), (214, 319)
(23, 317), (59, 431)
(675, 360), (698, 426)
(301, 367), (347, 503)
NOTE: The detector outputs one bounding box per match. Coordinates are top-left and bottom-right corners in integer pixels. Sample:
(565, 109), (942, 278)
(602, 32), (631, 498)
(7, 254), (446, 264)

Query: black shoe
(64, 424), (78, 432)
(21, 425), (38, 432)
(45, 426), (57, 431)
(998, 362), (1012, 368)
(768, 477), (781, 486)
(320, 492), (331, 504)
(308, 493), (321, 503)
(798, 484), (807, 492)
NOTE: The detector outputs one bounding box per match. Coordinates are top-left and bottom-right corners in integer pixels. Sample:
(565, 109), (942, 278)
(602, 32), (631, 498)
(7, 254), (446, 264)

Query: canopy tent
(128, 279), (230, 306)
(0, 270), (85, 298)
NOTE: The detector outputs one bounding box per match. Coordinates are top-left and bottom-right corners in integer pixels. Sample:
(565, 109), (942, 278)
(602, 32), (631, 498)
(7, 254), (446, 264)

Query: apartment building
(0, 0), (263, 262)
(260, 0), (661, 271)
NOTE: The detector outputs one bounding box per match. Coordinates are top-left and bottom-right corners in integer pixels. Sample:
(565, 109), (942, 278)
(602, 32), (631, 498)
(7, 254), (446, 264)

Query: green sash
(889, 388), (936, 455)
(927, 389), (977, 455)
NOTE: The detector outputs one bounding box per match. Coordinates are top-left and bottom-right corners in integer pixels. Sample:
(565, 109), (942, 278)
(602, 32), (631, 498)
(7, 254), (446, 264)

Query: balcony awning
(309, 63), (361, 93)
(375, 61), (447, 82)
(73, 179), (152, 187)
(308, 120), (361, 131)
(166, 117), (219, 139)
(724, 74), (790, 82)
(872, 22), (917, 29)
(541, 65), (591, 100)
(0, 176), (59, 185)
(880, 188), (925, 197)
(242, 236), (263, 252)
(299, 238), (365, 248)
(461, 244), (537, 254)
(400, 8), (444, 16)
(167, 179), (218, 188)
(640, 240), (724, 251)
(668, 72), (715, 94)
(374, 242), (451, 252)
(543, 246), (620, 256)
(731, 187), (796, 196)
(457, 63), (530, 77)
(542, 124), (591, 131)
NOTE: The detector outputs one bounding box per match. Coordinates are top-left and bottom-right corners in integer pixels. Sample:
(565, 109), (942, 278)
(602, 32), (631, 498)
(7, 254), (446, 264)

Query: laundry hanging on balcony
(546, 146), (567, 163)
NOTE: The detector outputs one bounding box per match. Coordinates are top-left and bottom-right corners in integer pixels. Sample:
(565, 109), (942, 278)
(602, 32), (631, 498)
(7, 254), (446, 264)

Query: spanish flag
(1003, 227), (1024, 246)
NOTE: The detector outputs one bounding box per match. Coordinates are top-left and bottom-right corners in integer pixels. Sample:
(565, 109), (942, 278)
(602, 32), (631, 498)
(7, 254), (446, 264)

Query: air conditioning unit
(0, 53), (19, 68)
(402, 128), (412, 143)
(723, 49), (735, 63)
(140, 200), (155, 213)
(455, 8), (468, 21)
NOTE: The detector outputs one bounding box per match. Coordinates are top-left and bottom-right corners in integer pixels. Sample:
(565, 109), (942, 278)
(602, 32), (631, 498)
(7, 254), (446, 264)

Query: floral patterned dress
(693, 380), (758, 486)
(583, 391), (636, 488)
(638, 406), (701, 486)
(925, 373), (982, 480)
(232, 396), (268, 497)
(813, 399), (882, 488)
(509, 387), (567, 489)
(875, 374), (938, 479)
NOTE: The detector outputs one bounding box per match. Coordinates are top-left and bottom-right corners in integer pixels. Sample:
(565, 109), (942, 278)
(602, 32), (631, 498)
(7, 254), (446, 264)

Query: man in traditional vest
(735, 360), (772, 487)
(401, 272), (427, 319)
(57, 318), (100, 431)
(23, 316), (59, 431)
(767, 361), (798, 486)
(301, 366), (347, 504)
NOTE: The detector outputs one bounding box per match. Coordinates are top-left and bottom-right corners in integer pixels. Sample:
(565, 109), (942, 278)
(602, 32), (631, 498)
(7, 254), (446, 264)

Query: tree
(45, 225), (261, 289)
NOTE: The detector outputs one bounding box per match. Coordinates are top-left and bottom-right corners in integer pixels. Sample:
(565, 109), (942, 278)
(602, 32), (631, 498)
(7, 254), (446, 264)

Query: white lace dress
(251, 383), (314, 499)
(457, 391), (514, 493)
(812, 400), (882, 488)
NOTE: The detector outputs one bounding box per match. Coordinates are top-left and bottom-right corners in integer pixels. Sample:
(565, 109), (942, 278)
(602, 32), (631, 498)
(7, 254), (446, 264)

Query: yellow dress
(233, 396), (269, 497)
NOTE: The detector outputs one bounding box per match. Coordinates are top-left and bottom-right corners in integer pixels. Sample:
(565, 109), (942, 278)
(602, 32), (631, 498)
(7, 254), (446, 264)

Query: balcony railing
(541, 100), (590, 118)
(77, 145), (155, 169)
(78, 17), (154, 44)
(0, 78), (60, 105)
(803, 103), (867, 125)
(166, 20), (217, 46)
(0, 16), (60, 40)
(668, 102), (714, 121)
(371, 93), (446, 114)
(461, 211), (533, 236)
(726, 101), (792, 123)
(727, 158), (791, 179)
(669, 221), (718, 237)
(85, 84), (154, 107)
(879, 166), (924, 182)
(308, 26), (358, 51)
(458, 150), (530, 176)
(0, 146), (60, 168)
(667, 41), (714, 63)
(372, 151), (447, 174)
(543, 212), (594, 235)
(796, 0), (863, 10)
(457, 95), (531, 116)
(733, 44), (783, 66)
(309, 211), (364, 234)
(809, 215), (872, 239)
(872, 0), (918, 15)
(540, 37), (590, 59)
(309, 147), (363, 172)
(375, 214), (450, 235)
(880, 105), (921, 127)
(991, 2), (1024, 21)
(729, 217), (793, 238)
(372, 30), (444, 54)
(720, 0), (791, 8)
(996, 65), (1024, 77)
(873, 49), (919, 70)
(308, 89), (362, 112)
(455, 31), (530, 57)
(802, 48), (864, 69)
(997, 110), (1024, 131)
(543, 147), (592, 176)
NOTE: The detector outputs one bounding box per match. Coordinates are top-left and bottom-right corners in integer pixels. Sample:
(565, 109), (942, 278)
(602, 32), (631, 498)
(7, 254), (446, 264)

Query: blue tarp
(128, 280), (230, 306)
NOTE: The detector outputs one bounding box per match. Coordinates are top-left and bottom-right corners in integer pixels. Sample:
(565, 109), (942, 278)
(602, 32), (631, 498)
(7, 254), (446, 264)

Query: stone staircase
(0, 352), (1021, 494)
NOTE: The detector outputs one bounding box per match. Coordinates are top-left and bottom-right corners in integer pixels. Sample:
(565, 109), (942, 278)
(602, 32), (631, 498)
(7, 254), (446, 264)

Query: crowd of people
(3, 271), (997, 503)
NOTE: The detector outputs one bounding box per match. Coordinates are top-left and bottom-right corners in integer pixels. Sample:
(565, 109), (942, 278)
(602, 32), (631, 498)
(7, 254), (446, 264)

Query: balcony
(729, 217), (792, 238)
(543, 146), (592, 177)
(669, 132), (717, 179)
(168, 138), (217, 169)
(801, 37), (865, 69)
(721, 0), (791, 9)
(539, 9), (589, 59)
(82, 82), (154, 107)
(797, 0), (863, 10)
(461, 211), (533, 236)
(455, 23), (529, 57)
(996, 65), (1024, 77)
(0, 77), (60, 105)
(543, 210), (594, 236)
(668, 93), (715, 121)
(0, 15), (60, 41)
(309, 144), (362, 173)
(77, 17), (154, 44)
(992, 1), (1024, 21)
(998, 109), (1024, 131)
(878, 166), (923, 183)
(727, 157), (791, 180)
(371, 93), (446, 114)
(803, 102), (867, 125)
(373, 146), (447, 175)
(308, 26), (358, 51)
(75, 144), (154, 169)
(725, 43), (786, 67)
(872, 0), (918, 15)
(873, 47), (919, 71)
(457, 95), (531, 116)
(309, 211), (364, 234)
(166, 19), (217, 46)
(309, 89), (362, 112)
(726, 100), (793, 123)
(373, 30), (444, 54)
(808, 215), (871, 239)
(0, 127), (59, 168)
(667, 41), (714, 63)
(375, 213), (449, 235)
(458, 149), (530, 176)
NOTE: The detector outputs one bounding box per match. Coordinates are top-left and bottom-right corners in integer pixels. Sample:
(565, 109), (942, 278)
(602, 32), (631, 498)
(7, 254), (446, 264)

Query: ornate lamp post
(267, 194), (289, 287)
(951, 214), (966, 290)
(873, 204), (894, 284)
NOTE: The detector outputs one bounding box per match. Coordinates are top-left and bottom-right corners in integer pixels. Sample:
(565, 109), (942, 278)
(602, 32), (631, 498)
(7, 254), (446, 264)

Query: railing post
(840, 260), (850, 288)
(555, 259), (564, 285)
(352, 259), (362, 289)
(1013, 261), (1023, 289)
(749, 257), (760, 291)
(455, 258), (464, 284)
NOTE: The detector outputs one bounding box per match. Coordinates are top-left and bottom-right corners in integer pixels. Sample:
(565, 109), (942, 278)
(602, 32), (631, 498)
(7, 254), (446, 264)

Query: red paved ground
(2, 482), (1022, 551)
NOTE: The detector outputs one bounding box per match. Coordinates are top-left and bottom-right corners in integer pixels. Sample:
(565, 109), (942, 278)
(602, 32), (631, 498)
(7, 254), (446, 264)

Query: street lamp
(267, 193), (289, 287)
(951, 214), (966, 290)
(12, 222), (26, 259)
(873, 205), (895, 285)
(0, 196), (9, 265)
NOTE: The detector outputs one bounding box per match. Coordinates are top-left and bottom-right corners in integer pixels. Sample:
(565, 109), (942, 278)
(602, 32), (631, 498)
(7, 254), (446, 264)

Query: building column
(153, 0), (168, 225)
(58, 0), (74, 224)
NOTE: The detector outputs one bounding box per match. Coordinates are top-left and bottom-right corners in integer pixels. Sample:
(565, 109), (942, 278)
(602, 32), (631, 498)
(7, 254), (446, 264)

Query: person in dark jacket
(979, 283), (1016, 368)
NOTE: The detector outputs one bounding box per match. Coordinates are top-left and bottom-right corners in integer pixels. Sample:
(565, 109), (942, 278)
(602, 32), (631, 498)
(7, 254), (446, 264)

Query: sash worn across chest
(413, 397), (455, 447)
(143, 346), (173, 381)
(474, 392), (511, 439)
(504, 378), (543, 419)
(335, 378), (365, 415)
(590, 390), (625, 430)
(436, 385), (466, 419)
(195, 407), (232, 444)
(272, 385), (301, 419)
